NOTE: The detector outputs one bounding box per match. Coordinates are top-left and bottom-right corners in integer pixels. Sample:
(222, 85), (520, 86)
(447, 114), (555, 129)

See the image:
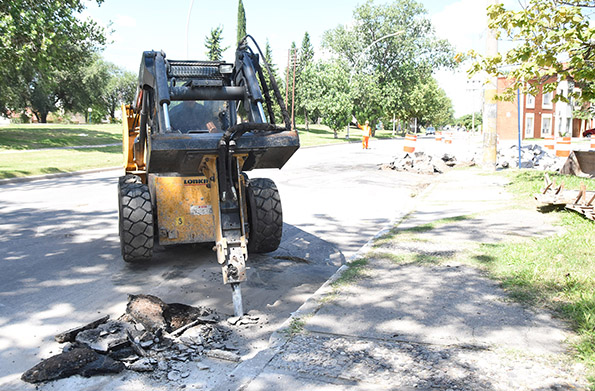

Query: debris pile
(535, 173), (595, 221)
(22, 294), (262, 384)
(381, 152), (471, 174)
(498, 144), (564, 171)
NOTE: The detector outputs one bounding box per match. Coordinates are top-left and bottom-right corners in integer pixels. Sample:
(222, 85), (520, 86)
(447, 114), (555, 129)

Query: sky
(82, 0), (501, 117)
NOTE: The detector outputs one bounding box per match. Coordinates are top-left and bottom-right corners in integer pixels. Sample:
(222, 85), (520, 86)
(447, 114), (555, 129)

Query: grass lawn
(0, 122), (401, 178)
(488, 170), (595, 381)
(0, 123), (121, 150)
(297, 123), (397, 147)
(0, 146), (123, 178)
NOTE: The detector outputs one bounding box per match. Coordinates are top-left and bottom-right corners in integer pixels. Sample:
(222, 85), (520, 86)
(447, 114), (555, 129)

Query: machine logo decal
(184, 179), (208, 185)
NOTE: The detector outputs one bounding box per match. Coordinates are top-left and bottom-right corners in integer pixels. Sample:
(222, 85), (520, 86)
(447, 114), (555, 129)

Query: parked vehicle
(425, 126), (435, 135)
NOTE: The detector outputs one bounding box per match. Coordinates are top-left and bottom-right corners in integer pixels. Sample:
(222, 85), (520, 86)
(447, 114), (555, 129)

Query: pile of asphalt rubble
(380, 152), (470, 174)
(382, 144), (565, 174)
(497, 144), (564, 171)
(21, 294), (261, 384)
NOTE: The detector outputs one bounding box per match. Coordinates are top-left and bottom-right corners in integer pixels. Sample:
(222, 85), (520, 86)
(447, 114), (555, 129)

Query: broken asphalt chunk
(21, 347), (124, 383)
(54, 315), (110, 343)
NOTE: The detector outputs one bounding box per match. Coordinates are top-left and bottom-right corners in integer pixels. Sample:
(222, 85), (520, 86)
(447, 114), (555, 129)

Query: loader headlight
(219, 64), (233, 74)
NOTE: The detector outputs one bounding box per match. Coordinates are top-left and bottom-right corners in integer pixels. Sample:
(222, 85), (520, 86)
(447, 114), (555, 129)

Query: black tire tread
(118, 182), (153, 262)
(247, 177), (282, 253)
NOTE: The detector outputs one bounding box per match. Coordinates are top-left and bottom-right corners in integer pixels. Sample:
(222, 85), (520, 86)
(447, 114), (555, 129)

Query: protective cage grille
(167, 60), (227, 79)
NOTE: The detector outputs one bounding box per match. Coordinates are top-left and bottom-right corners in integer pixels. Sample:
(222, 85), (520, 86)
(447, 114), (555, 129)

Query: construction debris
(381, 152), (468, 174)
(21, 347), (125, 383)
(54, 315), (110, 343)
(498, 144), (563, 171)
(535, 173), (595, 221)
(22, 295), (264, 384)
(560, 151), (595, 178)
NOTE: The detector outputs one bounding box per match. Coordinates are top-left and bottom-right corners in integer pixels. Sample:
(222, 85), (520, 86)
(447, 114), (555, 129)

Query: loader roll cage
(130, 36), (297, 176)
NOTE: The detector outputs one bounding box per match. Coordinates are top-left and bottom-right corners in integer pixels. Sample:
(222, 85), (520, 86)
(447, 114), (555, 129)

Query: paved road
(0, 137), (439, 389)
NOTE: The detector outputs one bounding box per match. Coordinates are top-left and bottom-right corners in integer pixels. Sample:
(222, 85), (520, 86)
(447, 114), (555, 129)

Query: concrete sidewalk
(216, 168), (588, 391)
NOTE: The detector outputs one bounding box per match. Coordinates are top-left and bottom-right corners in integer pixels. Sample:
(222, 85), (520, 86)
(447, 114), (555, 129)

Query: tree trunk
(304, 109), (309, 130)
(33, 111), (48, 123)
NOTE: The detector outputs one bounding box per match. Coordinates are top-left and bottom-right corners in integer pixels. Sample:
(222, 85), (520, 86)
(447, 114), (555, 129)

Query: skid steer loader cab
(168, 100), (229, 133)
(118, 37), (298, 316)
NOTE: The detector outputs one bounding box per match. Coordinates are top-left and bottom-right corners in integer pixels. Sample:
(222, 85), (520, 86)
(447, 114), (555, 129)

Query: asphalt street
(0, 137), (434, 389)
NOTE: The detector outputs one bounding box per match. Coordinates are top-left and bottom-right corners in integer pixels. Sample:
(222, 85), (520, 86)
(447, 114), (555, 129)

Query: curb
(0, 166), (122, 186)
(215, 175), (442, 390)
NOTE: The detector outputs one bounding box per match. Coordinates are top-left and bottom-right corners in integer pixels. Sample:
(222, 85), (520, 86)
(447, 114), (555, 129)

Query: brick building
(496, 76), (594, 140)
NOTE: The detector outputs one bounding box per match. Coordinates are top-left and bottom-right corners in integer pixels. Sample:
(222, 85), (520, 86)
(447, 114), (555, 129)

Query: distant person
(356, 118), (372, 149)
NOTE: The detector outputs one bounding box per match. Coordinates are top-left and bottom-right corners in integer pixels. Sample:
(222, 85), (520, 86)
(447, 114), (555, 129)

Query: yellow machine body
(151, 174), (216, 245)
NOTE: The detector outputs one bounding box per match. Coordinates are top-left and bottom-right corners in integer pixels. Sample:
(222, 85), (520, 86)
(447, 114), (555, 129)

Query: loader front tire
(118, 182), (154, 262)
(118, 174), (142, 189)
(246, 178), (282, 253)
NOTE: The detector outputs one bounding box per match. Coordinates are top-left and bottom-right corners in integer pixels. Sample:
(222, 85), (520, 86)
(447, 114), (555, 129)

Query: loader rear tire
(118, 182), (154, 262)
(246, 178), (282, 253)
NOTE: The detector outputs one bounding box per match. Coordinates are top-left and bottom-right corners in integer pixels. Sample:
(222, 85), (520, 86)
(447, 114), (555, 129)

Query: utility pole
(482, 0), (498, 169)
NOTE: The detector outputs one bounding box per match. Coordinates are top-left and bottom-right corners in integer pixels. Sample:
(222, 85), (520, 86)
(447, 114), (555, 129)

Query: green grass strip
(0, 124), (121, 150)
(0, 146), (122, 178)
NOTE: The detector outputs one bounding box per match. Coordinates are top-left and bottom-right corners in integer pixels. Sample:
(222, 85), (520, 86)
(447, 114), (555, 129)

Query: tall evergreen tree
(296, 33), (314, 129)
(297, 32), (314, 76)
(237, 0), (246, 46)
(205, 26), (228, 61)
(264, 39), (278, 77)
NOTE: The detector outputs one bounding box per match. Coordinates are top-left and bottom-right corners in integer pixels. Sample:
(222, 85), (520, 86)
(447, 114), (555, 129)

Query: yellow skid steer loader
(118, 37), (299, 316)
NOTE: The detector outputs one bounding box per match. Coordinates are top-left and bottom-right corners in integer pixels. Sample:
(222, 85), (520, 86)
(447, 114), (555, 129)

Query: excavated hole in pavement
(21, 294), (264, 384)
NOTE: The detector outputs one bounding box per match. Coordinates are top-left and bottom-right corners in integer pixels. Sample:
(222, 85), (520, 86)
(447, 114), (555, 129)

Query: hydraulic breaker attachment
(201, 150), (249, 317)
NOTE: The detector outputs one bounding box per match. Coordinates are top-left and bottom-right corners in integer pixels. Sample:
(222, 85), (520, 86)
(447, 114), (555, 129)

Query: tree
(287, 41), (298, 127)
(297, 32), (314, 76)
(205, 26), (228, 61)
(0, 0), (106, 119)
(104, 68), (136, 122)
(455, 112), (482, 130)
(299, 61), (353, 137)
(237, 0), (246, 46)
(295, 32), (315, 129)
(469, 0), (595, 103)
(264, 39), (278, 78)
(401, 76), (454, 128)
(322, 0), (455, 126)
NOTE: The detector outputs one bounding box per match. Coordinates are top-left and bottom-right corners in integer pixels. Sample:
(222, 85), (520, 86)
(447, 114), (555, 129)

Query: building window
(525, 113), (534, 138)
(543, 91), (553, 109)
(526, 94), (535, 109)
(541, 114), (552, 136)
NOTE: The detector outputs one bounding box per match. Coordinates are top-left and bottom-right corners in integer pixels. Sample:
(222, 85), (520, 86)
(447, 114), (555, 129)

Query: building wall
(496, 77), (519, 140)
(496, 76), (557, 140)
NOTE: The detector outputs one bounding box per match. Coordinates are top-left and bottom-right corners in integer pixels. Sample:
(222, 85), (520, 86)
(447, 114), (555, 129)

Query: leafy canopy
(0, 0), (106, 117)
(321, 0), (455, 124)
(469, 0), (595, 103)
